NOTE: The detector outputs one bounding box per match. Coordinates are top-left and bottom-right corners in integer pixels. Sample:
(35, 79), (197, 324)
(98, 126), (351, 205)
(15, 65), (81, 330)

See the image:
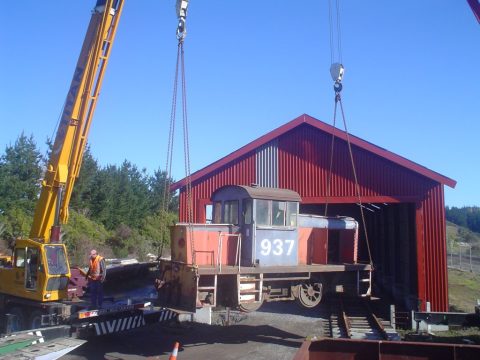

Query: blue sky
(1, 1), (479, 207)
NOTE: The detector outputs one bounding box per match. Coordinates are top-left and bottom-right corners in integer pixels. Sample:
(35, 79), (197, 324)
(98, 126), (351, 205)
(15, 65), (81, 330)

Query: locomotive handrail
(235, 233), (242, 272)
(216, 232), (242, 273)
(217, 232), (223, 272)
(255, 225), (297, 231)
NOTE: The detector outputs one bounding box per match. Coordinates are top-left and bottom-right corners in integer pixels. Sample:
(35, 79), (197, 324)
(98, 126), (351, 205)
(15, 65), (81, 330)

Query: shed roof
(172, 114), (456, 191)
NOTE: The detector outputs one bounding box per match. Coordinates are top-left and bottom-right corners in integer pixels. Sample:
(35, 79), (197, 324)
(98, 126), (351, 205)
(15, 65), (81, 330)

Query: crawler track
(326, 294), (399, 340)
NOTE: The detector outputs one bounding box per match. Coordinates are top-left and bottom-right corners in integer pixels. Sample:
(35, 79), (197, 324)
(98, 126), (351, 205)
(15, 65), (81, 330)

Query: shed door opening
(300, 202), (418, 311)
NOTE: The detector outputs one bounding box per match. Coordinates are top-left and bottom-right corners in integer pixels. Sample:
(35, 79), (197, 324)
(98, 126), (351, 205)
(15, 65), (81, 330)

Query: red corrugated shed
(173, 114), (456, 311)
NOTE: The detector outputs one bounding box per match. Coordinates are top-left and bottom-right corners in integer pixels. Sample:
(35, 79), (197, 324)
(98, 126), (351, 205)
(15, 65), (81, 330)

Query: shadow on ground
(256, 298), (330, 318)
(68, 321), (306, 360)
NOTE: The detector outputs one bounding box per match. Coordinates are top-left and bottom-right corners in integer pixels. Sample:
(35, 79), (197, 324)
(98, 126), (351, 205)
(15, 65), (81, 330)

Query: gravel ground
(61, 301), (327, 360)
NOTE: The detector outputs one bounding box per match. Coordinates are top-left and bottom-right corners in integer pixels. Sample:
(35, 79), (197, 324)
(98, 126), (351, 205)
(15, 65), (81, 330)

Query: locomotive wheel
(238, 301), (263, 313)
(296, 282), (322, 308)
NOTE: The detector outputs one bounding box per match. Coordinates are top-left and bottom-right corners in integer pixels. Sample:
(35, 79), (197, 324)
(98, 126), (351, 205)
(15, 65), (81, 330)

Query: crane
(0, 0), (124, 305)
(468, 0), (480, 23)
(0, 1), (188, 334)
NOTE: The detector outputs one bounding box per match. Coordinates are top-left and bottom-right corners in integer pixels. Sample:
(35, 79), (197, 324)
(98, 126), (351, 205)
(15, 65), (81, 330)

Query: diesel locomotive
(158, 185), (372, 312)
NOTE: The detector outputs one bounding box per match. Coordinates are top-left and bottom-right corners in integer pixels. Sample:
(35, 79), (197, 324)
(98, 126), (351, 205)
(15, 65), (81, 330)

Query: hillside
(447, 221), (480, 313)
(0, 134), (178, 267)
(446, 221), (480, 256)
(448, 268), (480, 312)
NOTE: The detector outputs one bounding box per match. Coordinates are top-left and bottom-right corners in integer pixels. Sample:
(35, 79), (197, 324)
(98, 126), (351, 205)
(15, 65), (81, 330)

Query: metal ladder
(197, 274), (217, 306)
(238, 273), (263, 306)
(357, 270), (372, 297)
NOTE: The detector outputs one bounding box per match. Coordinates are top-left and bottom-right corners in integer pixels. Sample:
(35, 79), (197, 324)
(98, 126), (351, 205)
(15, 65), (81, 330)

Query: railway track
(326, 294), (400, 340)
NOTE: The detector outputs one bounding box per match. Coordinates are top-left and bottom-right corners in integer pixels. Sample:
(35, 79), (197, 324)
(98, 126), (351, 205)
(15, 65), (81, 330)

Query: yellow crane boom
(30, 0), (124, 243)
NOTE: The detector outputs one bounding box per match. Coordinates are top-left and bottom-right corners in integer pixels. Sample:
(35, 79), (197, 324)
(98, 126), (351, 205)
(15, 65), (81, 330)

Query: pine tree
(70, 145), (99, 215)
(0, 133), (43, 213)
(0, 133), (44, 240)
(149, 168), (178, 213)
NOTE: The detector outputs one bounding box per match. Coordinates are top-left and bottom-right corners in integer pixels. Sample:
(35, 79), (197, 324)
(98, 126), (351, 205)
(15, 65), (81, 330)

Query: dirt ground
(61, 302), (327, 360)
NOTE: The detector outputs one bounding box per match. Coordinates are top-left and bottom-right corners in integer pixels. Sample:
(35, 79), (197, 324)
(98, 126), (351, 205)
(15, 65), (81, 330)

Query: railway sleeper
(327, 294), (398, 341)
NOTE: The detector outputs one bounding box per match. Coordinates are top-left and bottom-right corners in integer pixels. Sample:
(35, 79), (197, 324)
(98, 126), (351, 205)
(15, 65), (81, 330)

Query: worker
(86, 249), (106, 308)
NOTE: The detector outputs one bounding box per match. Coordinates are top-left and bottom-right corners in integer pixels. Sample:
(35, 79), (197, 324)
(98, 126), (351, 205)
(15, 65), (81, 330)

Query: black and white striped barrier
(26, 330), (44, 345)
(157, 309), (177, 323)
(93, 309), (177, 335)
(93, 315), (146, 336)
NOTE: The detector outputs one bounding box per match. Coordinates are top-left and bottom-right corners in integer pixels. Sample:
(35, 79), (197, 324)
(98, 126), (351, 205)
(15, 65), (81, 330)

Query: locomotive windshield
(210, 185), (301, 227)
(243, 199), (252, 224)
(256, 200), (298, 227)
(223, 200), (239, 225)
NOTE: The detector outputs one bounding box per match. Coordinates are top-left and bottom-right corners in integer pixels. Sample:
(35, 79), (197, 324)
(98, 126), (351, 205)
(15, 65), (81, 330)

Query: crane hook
(330, 63), (344, 94)
(176, 0), (189, 41)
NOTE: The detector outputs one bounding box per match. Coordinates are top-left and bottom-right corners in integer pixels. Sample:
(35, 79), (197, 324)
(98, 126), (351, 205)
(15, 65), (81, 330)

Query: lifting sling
(324, 0), (374, 268)
(160, 0), (195, 264)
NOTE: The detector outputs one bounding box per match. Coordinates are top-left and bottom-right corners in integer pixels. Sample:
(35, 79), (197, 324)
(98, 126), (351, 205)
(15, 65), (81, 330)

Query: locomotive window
(213, 201), (222, 223)
(272, 201), (286, 226)
(287, 202), (298, 226)
(224, 200), (239, 225)
(256, 200), (270, 226)
(243, 199), (252, 224)
(205, 204), (213, 224)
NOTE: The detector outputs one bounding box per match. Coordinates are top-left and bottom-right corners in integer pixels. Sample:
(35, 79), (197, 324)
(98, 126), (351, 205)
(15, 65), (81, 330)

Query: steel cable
(336, 0), (343, 64)
(328, 0), (335, 65)
(324, 98), (337, 217)
(325, 0), (371, 267)
(328, 0), (343, 65)
(179, 41), (196, 264)
(158, 43), (181, 258)
(337, 94), (373, 267)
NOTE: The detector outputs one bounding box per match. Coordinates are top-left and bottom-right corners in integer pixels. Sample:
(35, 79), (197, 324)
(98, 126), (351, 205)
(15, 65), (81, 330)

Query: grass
(446, 221), (480, 256)
(403, 268), (480, 345)
(403, 328), (480, 345)
(399, 268), (480, 344)
(448, 268), (480, 313)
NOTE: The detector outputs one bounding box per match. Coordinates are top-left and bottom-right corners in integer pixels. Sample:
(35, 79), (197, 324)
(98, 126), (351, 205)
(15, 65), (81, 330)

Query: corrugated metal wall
(420, 184), (448, 311)
(178, 123), (448, 311)
(256, 139), (278, 187)
(277, 124), (431, 199)
(178, 153), (256, 222)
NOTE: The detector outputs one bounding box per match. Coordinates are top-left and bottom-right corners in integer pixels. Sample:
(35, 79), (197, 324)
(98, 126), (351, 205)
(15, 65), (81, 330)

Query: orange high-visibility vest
(88, 255), (104, 280)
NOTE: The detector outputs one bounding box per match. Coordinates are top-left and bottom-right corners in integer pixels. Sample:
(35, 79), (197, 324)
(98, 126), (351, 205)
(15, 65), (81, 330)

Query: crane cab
(0, 239), (70, 302)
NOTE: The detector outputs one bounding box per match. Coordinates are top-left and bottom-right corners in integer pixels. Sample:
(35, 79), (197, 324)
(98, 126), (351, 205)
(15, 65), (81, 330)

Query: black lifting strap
(325, 83), (374, 268)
